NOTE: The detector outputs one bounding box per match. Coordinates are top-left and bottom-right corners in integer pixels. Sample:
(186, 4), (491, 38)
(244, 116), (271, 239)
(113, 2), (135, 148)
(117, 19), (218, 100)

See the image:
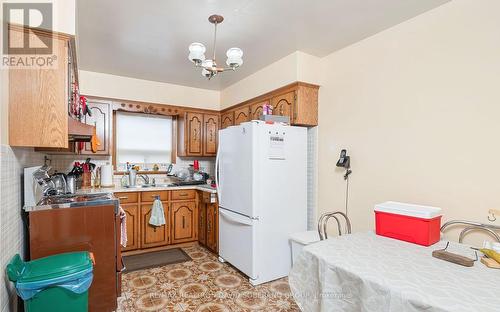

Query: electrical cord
(345, 174), (349, 216)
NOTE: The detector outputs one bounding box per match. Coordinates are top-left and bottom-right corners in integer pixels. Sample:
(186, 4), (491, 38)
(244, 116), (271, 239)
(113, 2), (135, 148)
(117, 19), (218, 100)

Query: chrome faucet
(138, 174), (150, 185)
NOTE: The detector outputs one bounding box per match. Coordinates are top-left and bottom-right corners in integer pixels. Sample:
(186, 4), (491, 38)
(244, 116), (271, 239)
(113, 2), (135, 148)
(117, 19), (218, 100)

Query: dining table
(289, 231), (500, 312)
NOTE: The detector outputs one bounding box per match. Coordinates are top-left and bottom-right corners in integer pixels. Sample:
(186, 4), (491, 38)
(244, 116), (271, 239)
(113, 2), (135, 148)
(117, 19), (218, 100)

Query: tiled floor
(118, 245), (300, 311)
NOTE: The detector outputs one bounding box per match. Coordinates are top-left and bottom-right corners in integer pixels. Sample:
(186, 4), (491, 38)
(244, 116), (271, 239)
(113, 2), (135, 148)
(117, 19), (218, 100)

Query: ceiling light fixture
(188, 14), (243, 80)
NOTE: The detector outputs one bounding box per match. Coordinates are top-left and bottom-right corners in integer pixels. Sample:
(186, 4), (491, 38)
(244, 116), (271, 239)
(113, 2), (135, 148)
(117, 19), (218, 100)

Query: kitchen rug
(123, 248), (192, 272)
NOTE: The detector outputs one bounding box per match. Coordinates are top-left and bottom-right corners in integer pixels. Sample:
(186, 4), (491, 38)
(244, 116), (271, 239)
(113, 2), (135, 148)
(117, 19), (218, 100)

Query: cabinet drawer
(115, 192), (138, 204)
(141, 191), (168, 202)
(171, 190), (196, 200)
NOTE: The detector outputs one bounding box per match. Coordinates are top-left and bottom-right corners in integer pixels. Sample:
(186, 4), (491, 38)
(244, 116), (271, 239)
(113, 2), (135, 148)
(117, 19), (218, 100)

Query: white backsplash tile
(0, 146), (46, 312)
(48, 155), (216, 178)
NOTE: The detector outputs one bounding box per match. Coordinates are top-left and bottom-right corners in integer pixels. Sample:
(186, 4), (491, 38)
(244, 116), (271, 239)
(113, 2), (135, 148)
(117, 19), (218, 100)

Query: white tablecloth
(289, 231), (500, 312)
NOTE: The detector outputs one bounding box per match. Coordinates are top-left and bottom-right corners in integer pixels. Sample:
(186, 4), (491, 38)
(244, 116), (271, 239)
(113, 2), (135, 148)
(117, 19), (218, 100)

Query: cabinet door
(9, 29), (69, 148)
(82, 100), (111, 155)
(233, 105), (250, 126)
(198, 203), (207, 246)
(271, 91), (295, 120)
(186, 112), (203, 156)
(122, 205), (139, 251)
(171, 201), (197, 244)
(140, 203), (170, 248)
(221, 111), (234, 129)
(203, 114), (219, 156)
(250, 100), (269, 120)
(206, 204), (218, 253)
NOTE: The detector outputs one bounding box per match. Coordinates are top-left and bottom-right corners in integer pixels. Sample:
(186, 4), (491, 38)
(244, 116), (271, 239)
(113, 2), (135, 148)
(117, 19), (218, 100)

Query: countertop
(76, 184), (218, 195)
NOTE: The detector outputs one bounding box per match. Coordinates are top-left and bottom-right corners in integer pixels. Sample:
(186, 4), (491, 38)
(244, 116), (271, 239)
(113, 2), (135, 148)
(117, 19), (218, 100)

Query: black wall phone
(336, 149), (352, 179)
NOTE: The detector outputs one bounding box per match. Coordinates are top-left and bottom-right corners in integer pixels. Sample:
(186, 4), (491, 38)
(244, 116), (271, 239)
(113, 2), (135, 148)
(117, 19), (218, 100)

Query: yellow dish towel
(149, 198), (166, 226)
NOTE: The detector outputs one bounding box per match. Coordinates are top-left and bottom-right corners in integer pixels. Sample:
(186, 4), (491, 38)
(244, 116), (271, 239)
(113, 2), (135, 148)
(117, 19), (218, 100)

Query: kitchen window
(115, 112), (173, 171)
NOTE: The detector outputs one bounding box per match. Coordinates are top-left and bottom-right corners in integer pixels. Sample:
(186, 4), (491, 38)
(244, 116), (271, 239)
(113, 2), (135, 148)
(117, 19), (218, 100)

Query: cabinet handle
(193, 129), (198, 140)
(179, 193), (188, 197)
(118, 196), (128, 200)
(182, 216), (186, 228)
(207, 220), (211, 232)
(209, 130), (213, 141)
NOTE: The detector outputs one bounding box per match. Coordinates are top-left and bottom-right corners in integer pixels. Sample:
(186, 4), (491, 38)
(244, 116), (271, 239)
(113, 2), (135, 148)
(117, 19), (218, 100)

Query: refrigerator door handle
(215, 141), (221, 204)
(219, 209), (254, 226)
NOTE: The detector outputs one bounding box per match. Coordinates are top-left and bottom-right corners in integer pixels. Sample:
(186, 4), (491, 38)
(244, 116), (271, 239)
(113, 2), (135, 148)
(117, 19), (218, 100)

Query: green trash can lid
(14, 252), (93, 283)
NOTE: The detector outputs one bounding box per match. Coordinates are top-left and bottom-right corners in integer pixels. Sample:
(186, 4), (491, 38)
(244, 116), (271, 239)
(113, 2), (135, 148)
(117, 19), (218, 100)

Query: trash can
(289, 231), (320, 265)
(7, 251), (94, 312)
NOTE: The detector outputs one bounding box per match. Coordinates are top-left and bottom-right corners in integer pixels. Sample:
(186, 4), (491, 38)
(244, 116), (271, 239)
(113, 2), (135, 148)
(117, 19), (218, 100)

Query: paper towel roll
(100, 164), (114, 187)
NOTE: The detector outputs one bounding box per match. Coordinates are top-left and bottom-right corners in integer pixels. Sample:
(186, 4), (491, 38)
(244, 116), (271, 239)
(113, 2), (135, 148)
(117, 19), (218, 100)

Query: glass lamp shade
(188, 42), (206, 63)
(226, 47), (243, 67)
(226, 57), (243, 67)
(188, 52), (205, 63)
(226, 47), (243, 58)
(201, 59), (214, 68)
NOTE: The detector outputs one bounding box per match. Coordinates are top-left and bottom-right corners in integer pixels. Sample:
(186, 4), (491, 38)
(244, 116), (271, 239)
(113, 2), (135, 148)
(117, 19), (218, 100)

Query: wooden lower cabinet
(119, 190), (214, 254)
(171, 201), (197, 244)
(198, 192), (219, 254)
(198, 203), (207, 246)
(206, 203), (218, 253)
(140, 203), (170, 248)
(122, 205), (139, 251)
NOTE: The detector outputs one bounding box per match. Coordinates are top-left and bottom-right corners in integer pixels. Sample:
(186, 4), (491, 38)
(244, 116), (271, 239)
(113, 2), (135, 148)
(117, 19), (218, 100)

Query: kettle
(50, 173), (67, 195)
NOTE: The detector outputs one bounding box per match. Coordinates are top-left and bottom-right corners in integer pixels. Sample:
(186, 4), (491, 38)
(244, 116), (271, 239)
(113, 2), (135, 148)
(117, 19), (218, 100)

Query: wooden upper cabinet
(140, 203), (170, 248)
(81, 99), (112, 155)
(171, 201), (197, 244)
(8, 26), (70, 148)
(294, 84), (319, 126)
(221, 111), (234, 129)
(250, 100), (269, 120)
(271, 91), (295, 120)
(234, 105), (251, 126)
(203, 114), (219, 156)
(178, 111), (220, 157)
(187, 112), (203, 155)
(222, 82), (319, 127)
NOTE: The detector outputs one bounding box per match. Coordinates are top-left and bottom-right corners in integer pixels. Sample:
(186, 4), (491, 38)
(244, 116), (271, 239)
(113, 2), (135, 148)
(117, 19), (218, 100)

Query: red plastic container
(374, 201), (442, 246)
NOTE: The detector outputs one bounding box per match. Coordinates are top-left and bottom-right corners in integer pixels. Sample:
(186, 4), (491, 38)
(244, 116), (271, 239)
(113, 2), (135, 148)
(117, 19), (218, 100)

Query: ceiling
(76, 0), (449, 90)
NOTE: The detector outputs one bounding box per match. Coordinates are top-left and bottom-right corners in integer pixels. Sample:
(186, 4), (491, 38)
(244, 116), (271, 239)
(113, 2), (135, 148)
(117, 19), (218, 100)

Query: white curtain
(116, 112), (172, 165)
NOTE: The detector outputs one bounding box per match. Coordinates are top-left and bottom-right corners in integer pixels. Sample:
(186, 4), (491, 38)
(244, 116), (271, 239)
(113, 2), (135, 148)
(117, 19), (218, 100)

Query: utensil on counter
(432, 242), (477, 267)
(50, 173), (68, 195)
(66, 173), (77, 194)
(121, 169), (137, 187)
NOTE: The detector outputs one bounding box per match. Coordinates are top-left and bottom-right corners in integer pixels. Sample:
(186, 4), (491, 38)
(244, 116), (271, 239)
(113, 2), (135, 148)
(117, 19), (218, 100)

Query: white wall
(79, 71), (220, 110)
(317, 0), (500, 244)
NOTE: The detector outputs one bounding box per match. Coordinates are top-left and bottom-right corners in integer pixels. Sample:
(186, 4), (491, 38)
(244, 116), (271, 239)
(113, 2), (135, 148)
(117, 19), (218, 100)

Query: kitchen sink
(123, 185), (142, 189)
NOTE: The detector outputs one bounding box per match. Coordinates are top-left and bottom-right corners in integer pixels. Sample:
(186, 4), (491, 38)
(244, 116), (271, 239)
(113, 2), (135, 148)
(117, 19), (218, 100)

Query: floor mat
(123, 248), (191, 272)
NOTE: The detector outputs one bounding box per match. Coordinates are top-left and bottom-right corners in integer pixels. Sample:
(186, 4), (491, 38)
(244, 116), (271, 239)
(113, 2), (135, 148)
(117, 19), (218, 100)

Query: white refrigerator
(216, 121), (307, 285)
